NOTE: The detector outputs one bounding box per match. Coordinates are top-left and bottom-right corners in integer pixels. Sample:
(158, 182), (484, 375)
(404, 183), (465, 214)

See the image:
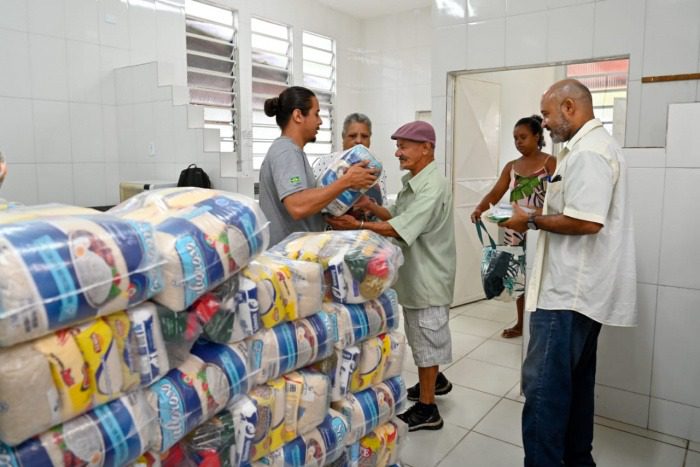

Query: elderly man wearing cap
(327, 120), (456, 431)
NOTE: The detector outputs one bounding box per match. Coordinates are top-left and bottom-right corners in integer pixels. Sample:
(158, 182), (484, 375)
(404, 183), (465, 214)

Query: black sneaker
(406, 372), (453, 402)
(397, 402), (444, 432)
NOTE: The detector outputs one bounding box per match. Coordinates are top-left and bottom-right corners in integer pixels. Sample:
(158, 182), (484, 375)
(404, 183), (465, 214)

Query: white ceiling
(315, 0), (432, 19)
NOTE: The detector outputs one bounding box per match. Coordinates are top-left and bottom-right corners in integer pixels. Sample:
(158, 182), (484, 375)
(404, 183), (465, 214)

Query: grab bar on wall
(641, 73), (700, 83)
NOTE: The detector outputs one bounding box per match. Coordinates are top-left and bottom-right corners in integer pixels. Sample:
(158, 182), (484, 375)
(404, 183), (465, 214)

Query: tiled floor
(398, 300), (699, 467)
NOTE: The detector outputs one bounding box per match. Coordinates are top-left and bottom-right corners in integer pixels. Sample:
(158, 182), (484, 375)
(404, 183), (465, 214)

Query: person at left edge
(258, 86), (378, 245)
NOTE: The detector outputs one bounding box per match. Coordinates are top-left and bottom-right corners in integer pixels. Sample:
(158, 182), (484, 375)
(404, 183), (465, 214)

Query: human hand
(499, 202), (529, 232)
(470, 207), (483, 224)
(354, 194), (375, 210)
(325, 214), (361, 230)
(342, 160), (378, 190)
(0, 162), (6, 185)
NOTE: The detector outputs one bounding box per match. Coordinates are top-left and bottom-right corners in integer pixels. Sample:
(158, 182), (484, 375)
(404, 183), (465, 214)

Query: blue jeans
(522, 309), (602, 467)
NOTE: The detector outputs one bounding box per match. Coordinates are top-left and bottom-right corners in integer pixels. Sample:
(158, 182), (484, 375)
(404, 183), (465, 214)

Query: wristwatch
(527, 214), (539, 230)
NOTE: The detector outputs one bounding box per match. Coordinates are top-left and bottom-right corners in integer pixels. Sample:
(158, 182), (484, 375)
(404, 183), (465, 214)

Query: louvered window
(251, 17), (292, 170)
(302, 31), (336, 167)
(185, 0), (238, 153)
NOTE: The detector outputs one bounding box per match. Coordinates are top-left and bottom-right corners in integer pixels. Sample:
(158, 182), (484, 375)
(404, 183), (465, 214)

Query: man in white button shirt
(501, 79), (637, 467)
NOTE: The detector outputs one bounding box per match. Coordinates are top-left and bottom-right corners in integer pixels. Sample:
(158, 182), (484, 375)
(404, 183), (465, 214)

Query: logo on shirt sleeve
(289, 176), (301, 185)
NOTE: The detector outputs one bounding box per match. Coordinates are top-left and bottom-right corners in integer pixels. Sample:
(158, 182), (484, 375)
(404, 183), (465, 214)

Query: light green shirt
(388, 161), (456, 308)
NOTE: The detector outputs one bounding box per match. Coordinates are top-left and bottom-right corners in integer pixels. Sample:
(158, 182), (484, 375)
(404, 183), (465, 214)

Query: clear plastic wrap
(323, 289), (399, 350)
(269, 230), (403, 304)
(165, 369), (332, 467)
(248, 312), (336, 387)
(251, 409), (350, 467)
(316, 145), (383, 217)
(0, 302), (169, 446)
(147, 340), (252, 452)
(330, 376), (407, 446)
(156, 304), (205, 368)
(0, 214), (163, 347)
(357, 418), (408, 467)
(0, 203), (99, 224)
(109, 188), (270, 312)
(0, 390), (157, 467)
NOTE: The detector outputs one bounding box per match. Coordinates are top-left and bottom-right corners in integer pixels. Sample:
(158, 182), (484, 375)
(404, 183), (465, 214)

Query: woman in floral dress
(470, 115), (556, 338)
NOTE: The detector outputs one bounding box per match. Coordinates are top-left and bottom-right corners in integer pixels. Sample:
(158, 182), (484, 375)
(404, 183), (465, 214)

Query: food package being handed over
(0, 303), (169, 446)
(109, 188), (270, 311)
(316, 145), (382, 217)
(269, 230), (403, 304)
(0, 213), (163, 347)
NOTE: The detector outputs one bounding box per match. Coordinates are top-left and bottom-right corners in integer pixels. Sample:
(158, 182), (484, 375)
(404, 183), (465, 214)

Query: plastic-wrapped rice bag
(269, 230), (403, 304)
(330, 376), (406, 445)
(316, 145), (382, 216)
(0, 303), (169, 446)
(109, 188), (270, 311)
(0, 214), (163, 347)
(0, 390), (157, 467)
(147, 340), (253, 452)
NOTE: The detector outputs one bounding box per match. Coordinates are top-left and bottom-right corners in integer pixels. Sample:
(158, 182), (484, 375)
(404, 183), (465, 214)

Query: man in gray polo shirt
(327, 121), (456, 431)
(259, 86), (377, 245)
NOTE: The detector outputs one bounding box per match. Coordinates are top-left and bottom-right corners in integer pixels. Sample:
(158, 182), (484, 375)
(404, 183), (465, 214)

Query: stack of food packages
(152, 229), (409, 467)
(0, 188), (270, 466)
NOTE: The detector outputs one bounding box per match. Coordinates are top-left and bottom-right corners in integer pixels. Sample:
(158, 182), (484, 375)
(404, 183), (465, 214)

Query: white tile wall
(666, 103), (700, 168)
(0, 0), (27, 31)
(432, 25), (468, 75)
(467, 19), (505, 70)
(29, 34), (69, 101)
(505, 12), (547, 67)
(128, 0), (157, 65)
(36, 163), (75, 204)
(432, 0), (468, 27)
(99, 0), (130, 48)
(466, 0), (507, 21)
(651, 286), (700, 407)
(506, 0), (547, 16)
(623, 79), (641, 147)
(73, 163), (107, 206)
(65, 0), (100, 43)
(99, 46), (129, 105)
(593, 0), (645, 81)
(597, 283), (656, 394)
(0, 164), (38, 205)
(595, 384), (650, 428)
(67, 40), (102, 103)
(33, 100), (72, 164)
(104, 162), (120, 204)
(627, 168), (664, 284)
(70, 103), (104, 163)
(649, 397), (700, 442)
(0, 97), (35, 163)
(0, 29), (32, 98)
(642, 0), (700, 77)
(658, 168), (700, 289)
(638, 80), (697, 147)
(546, 4), (594, 63)
(102, 105), (119, 162)
(28, 0), (66, 38)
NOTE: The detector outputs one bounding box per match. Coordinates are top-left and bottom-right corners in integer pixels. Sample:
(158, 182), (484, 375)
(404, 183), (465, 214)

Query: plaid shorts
(403, 305), (452, 367)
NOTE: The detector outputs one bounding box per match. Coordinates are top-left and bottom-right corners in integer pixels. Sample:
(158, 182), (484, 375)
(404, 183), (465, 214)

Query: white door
(451, 77), (502, 306)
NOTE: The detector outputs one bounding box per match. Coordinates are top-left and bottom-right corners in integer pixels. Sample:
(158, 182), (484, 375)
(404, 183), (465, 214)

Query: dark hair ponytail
(515, 115), (545, 149)
(264, 86), (316, 129)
